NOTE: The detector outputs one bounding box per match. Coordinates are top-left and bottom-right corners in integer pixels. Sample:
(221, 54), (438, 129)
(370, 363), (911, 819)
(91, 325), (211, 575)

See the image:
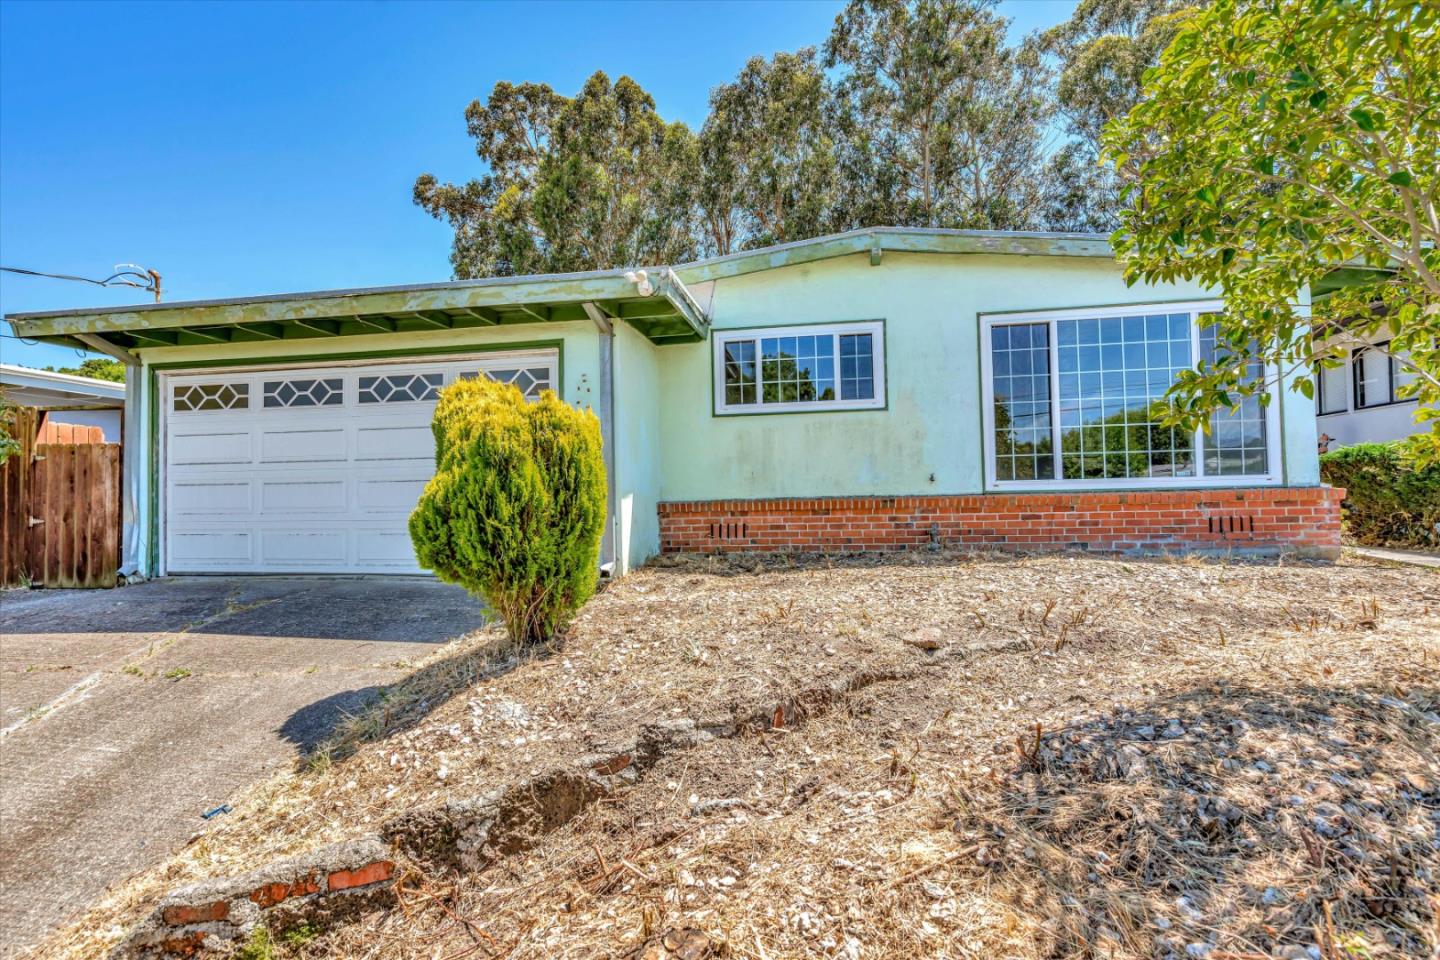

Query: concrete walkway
(1353, 546), (1440, 569)
(0, 577), (484, 956)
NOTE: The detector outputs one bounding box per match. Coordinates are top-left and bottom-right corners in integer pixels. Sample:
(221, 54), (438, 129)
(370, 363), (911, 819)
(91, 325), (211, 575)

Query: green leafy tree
(0, 393), (22, 466)
(1037, 0), (1195, 231)
(409, 377), (606, 646)
(1103, 0), (1439, 458)
(415, 73), (701, 277)
(824, 0), (1054, 230)
(46, 357), (125, 382)
(699, 49), (838, 254)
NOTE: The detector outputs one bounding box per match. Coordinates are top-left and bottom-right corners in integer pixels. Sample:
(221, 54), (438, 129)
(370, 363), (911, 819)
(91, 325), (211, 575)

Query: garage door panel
(260, 479), (348, 513)
(355, 424), (434, 462)
(170, 431), (253, 465)
(170, 531), (253, 563)
(356, 530), (421, 566)
(261, 529), (349, 565)
(164, 351), (556, 574)
(259, 427), (348, 463)
(170, 480), (253, 516)
(356, 477), (428, 513)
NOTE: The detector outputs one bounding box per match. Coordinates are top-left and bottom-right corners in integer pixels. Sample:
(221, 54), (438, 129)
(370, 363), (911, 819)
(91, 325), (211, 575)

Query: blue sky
(0, 0), (1077, 370)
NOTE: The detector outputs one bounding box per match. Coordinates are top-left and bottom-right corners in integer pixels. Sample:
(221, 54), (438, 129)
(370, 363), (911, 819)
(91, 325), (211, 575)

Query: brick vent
(658, 487), (1344, 557)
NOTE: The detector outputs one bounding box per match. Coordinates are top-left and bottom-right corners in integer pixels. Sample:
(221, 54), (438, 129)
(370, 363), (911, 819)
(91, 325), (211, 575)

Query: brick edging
(658, 487), (1345, 557)
(117, 838), (397, 957)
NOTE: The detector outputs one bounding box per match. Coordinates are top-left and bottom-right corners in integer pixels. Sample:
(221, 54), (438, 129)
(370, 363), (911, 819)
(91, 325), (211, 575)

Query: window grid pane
(1200, 324), (1269, 477)
(839, 333), (874, 401)
(357, 372), (442, 404)
(1391, 351), (1417, 395)
(1317, 361), (1347, 414)
(263, 377), (343, 408)
(174, 382), (249, 412)
(990, 323), (1055, 481)
(1055, 313), (1194, 480)
(1354, 347), (1389, 408)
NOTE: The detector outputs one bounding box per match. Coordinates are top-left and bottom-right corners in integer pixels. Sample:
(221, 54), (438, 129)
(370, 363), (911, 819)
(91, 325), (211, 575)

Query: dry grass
(28, 549), (1440, 960)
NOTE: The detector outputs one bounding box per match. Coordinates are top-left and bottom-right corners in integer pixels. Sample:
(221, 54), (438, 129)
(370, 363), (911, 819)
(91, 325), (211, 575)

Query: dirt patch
(26, 550), (1440, 960)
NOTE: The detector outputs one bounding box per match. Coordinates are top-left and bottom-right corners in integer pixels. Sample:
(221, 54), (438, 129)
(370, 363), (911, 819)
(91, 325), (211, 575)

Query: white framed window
(713, 321), (885, 415)
(980, 301), (1281, 490)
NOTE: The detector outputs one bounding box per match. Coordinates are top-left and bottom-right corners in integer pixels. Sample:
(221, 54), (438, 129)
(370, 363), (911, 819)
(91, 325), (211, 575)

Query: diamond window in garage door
(467, 366), (552, 399)
(263, 377), (343, 408)
(358, 372), (443, 404)
(174, 382), (250, 412)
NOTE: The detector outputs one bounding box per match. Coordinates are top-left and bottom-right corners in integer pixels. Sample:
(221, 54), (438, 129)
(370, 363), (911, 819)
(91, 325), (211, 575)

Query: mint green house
(6, 228), (1341, 580)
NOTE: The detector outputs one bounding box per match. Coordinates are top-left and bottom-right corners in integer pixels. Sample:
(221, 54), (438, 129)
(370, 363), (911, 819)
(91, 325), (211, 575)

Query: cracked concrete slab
(0, 577), (484, 956)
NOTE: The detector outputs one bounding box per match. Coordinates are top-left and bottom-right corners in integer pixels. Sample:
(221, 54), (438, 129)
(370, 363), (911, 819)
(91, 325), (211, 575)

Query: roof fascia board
(0, 365), (127, 400)
(6, 272), (655, 339)
(673, 228), (1115, 284)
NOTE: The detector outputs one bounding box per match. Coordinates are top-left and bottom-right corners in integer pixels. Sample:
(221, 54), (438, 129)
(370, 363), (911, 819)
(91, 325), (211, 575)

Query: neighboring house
(1312, 337), (1425, 451)
(0, 363), (125, 442)
(4, 227), (1342, 579)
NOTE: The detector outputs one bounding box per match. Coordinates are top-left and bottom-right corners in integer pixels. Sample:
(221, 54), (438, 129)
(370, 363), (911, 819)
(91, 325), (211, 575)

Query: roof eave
(6, 269), (708, 349)
(673, 227), (1114, 284)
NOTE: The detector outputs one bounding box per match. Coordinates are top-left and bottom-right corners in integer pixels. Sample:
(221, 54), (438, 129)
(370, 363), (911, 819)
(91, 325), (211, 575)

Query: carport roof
(5, 266), (710, 353)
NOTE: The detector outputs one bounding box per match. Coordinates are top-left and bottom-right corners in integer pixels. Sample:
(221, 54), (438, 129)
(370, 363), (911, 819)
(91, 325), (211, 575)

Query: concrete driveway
(0, 577), (484, 956)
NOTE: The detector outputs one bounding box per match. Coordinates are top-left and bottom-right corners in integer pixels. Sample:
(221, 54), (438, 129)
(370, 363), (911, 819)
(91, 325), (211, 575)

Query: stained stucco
(656, 251), (1320, 500)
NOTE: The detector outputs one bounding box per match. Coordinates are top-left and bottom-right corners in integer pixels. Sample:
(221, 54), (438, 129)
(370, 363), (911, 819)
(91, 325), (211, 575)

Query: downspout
(582, 302), (618, 576)
(74, 333), (143, 580)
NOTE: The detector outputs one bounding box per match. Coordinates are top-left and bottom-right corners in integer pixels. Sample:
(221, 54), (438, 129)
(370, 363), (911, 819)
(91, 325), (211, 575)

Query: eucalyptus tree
(823, 0), (1054, 230)
(1037, 0), (1197, 231)
(414, 72), (701, 277)
(699, 48), (837, 254)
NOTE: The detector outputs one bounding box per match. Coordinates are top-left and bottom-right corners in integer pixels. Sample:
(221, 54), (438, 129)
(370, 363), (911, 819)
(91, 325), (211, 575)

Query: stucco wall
(130, 322), (602, 577)
(657, 251), (1322, 502)
(1319, 403), (1426, 447)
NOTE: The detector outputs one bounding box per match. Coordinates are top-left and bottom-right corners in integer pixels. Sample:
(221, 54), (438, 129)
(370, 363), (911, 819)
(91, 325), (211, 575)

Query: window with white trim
(714, 321), (884, 414)
(982, 303), (1279, 488)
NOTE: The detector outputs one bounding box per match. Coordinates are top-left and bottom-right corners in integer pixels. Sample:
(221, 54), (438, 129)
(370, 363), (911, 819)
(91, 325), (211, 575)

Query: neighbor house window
(982, 303), (1278, 488)
(1316, 360), (1348, 415)
(1353, 341), (1418, 408)
(713, 321), (885, 414)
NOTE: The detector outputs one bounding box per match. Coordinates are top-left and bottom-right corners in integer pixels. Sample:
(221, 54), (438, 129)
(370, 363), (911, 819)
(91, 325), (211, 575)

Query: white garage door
(162, 353), (557, 574)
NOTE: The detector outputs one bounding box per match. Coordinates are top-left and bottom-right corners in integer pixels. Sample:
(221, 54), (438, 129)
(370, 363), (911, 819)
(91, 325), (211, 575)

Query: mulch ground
(30, 550), (1439, 960)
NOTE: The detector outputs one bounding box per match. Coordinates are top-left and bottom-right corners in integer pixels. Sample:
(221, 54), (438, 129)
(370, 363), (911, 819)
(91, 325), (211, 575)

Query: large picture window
(981, 303), (1279, 489)
(714, 321), (885, 414)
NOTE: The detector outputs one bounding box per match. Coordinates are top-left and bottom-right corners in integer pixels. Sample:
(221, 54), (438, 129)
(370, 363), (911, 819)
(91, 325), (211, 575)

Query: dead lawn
(29, 550), (1440, 960)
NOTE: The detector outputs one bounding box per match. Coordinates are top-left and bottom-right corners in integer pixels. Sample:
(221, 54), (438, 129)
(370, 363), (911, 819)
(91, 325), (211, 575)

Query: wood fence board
(0, 407), (37, 585)
(3, 429), (121, 589)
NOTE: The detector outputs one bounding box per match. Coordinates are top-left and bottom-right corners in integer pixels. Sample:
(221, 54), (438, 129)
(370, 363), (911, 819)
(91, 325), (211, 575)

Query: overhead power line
(1, 264), (162, 301)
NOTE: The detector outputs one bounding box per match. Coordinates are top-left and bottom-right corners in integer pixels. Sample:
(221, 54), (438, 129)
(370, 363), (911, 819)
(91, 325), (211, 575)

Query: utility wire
(1, 264), (162, 301)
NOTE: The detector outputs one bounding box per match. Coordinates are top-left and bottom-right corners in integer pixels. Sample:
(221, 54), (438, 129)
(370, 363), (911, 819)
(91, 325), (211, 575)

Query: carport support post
(583, 303), (617, 574)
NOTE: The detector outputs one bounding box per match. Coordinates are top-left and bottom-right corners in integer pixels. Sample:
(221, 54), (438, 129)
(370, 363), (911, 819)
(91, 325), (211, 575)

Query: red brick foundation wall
(658, 487), (1344, 557)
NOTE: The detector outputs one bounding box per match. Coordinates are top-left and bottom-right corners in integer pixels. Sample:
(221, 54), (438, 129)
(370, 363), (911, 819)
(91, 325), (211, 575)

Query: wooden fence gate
(1, 407), (122, 589)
